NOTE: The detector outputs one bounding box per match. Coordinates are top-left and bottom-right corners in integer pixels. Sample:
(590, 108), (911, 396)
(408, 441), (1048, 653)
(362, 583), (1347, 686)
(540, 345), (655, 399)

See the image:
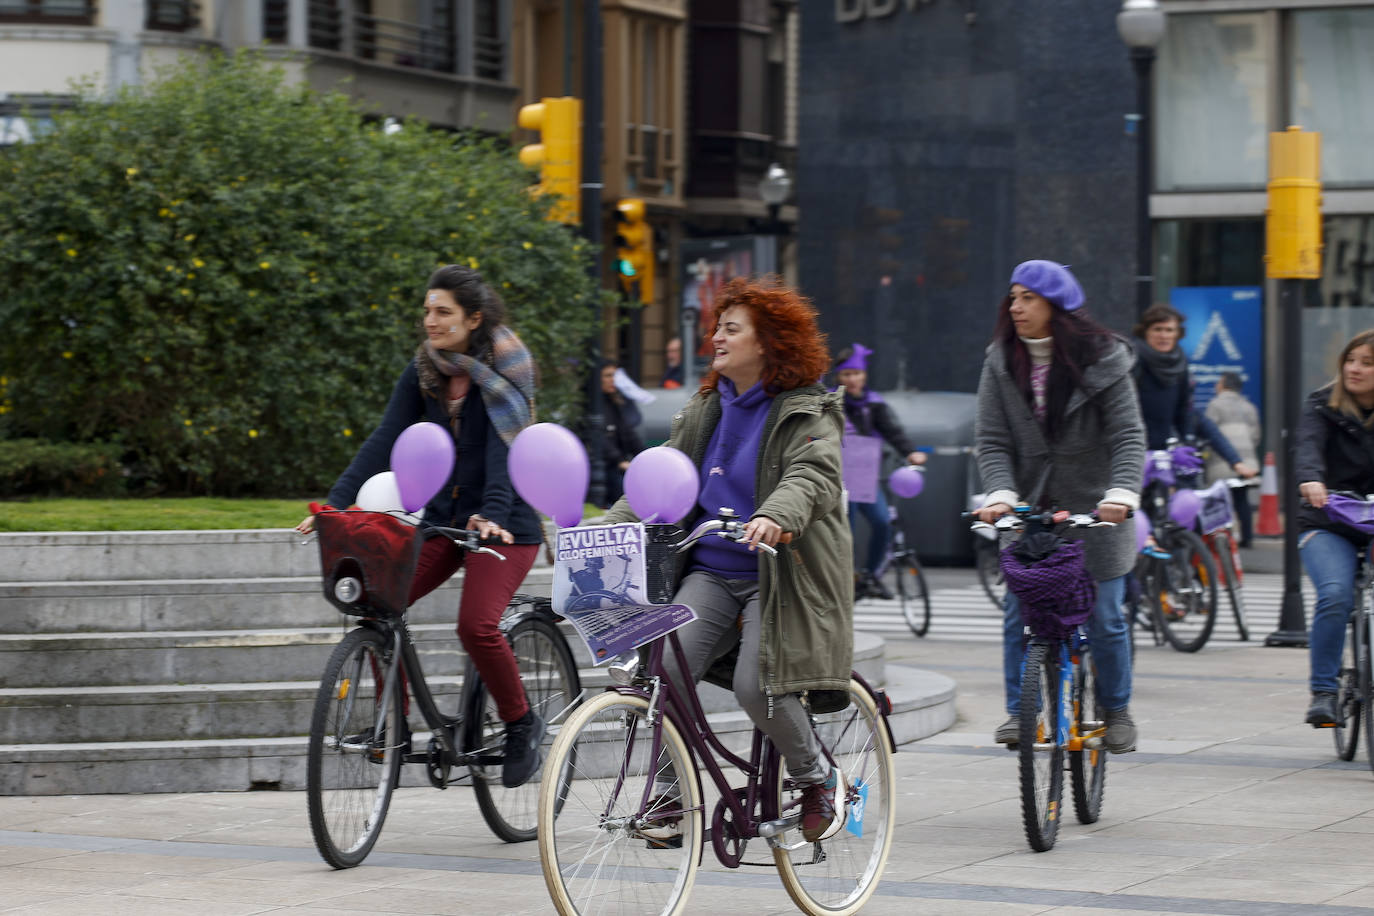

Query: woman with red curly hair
(605, 276), (853, 844)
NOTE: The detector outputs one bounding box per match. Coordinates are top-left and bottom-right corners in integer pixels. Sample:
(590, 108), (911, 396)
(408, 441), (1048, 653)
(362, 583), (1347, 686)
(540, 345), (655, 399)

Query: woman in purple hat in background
(972, 260), (1145, 753)
(832, 343), (926, 599)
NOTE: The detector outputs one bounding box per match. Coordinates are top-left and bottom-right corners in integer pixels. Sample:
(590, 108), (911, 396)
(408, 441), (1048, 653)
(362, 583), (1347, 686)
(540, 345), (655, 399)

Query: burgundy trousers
(408, 536), (540, 723)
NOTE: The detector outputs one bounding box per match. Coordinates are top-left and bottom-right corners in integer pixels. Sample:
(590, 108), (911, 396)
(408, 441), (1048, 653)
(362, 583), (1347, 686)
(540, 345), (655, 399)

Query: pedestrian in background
(1295, 330), (1374, 728)
(1205, 372), (1262, 546)
(974, 259), (1144, 754)
(1132, 303), (1194, 449)
(598, 358), (645, 508)
(662, 336), (684, 388)
(831, 342), (926, 600)
(296, 264), (547, 787)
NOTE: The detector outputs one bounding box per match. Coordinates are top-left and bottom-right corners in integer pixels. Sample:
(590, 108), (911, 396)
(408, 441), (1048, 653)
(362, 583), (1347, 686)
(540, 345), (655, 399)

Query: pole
(1131, 46), (1155, 316)
(1266, 277), (1308, 646)
(581, 0), (606, 509)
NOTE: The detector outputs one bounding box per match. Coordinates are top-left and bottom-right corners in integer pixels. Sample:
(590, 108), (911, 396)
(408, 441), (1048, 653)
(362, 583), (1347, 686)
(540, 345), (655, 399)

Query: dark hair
(993, 296), (1116, 440)
(1219, 372), (1243, 392)
(1132, 303), (1185, 340)
(426, 264), (508, 360)
(699, 276), (829, 394)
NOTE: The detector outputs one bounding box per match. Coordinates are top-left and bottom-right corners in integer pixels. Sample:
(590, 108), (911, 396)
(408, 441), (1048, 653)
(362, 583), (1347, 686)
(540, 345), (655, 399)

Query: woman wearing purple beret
(972, 260), (1145, 754)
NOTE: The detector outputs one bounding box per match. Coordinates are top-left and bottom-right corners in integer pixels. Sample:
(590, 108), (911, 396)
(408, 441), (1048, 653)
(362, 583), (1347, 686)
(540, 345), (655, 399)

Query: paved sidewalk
(4, 593), (1372, 914)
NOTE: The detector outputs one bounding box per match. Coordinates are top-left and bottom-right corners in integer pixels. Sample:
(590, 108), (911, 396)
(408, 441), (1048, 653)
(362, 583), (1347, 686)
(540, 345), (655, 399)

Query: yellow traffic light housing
(517, 97), (581, 224)
(1265, 126), (1322, 279)
(614, 198), (654, 304)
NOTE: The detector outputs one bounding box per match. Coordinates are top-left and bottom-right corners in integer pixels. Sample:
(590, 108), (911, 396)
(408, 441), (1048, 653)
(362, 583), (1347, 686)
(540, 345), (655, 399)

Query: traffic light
(614, 198), (654, 304)
(517, 97), (581, 224)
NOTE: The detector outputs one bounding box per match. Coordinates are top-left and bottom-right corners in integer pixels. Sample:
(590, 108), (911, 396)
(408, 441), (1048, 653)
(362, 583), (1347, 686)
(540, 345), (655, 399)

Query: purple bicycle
(1320, 492), (1374, 768)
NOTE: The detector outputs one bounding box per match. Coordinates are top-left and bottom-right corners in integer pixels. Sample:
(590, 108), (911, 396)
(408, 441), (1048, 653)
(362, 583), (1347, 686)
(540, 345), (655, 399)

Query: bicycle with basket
(306, 508), (583, 867)
(1316, 492), (1374, 770)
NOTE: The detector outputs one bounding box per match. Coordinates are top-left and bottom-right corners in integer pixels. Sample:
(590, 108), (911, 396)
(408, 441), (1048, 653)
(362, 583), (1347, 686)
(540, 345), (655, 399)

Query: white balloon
(356, 471), (403, 512)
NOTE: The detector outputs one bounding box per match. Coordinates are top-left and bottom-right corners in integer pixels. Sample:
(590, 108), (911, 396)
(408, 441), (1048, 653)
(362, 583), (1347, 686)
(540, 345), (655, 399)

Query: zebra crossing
(855, 571), (1314, 645)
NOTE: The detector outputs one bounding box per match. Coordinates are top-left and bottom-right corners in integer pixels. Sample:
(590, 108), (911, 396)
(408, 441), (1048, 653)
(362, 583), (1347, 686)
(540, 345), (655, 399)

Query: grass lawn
(0, 498), (608, 531)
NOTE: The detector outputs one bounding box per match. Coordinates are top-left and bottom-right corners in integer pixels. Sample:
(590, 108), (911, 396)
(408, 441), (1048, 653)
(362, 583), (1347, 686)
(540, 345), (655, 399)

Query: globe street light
(1117, 0), (1166, 316)
(759, 162), (792, 232)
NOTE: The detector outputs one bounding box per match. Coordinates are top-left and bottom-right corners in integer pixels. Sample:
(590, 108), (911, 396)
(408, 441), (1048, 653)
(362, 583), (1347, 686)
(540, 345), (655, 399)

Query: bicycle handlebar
(962, 506), (1120, 534)
(675, 507), (793, 557)
(424, 524), (508, 561)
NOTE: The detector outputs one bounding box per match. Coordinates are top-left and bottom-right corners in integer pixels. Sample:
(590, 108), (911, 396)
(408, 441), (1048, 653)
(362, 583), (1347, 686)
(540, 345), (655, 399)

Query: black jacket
(1296, 385), (1374, 543)
(841, 392), (915, 455)
(326, 357), (543, 543)
(602, 395), (644, 467)
(1133, 361), (1193, 450)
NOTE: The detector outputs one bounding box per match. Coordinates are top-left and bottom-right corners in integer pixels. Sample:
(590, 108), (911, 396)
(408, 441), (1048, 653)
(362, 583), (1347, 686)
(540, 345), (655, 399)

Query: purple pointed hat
(836, 343), (872, 372)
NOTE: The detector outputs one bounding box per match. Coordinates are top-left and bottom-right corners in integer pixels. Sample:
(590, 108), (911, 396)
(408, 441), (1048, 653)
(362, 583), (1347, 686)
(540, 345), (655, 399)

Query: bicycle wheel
(1360, 608), (1374, 774)
(1154, 528), (1219, 653)
(466, 616), (582, 843)
(884, 554), (931, 637)
(1019, 641), (1064, 852)
(1334, 610), (1362, 761)
(1212, 530), (1250, 641)
(539, 691), (701, 916)
(773, 679), (895, 916)
(1068, 645), (1107, 824)
(975, 537), (1005, 609)
(307, 627), (405, 869)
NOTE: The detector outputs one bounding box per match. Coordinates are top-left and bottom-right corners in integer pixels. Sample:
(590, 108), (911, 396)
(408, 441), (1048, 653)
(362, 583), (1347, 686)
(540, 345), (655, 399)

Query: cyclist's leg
(862, 489), (891, 576)
(1086, 574), (1132, 712)
(456, 544), (540, 721)
(662, 571), (750, 691)
(408, 535), (464, 605)
(1002, 589), (1024, 715)
(1300, 530), (1359, 697)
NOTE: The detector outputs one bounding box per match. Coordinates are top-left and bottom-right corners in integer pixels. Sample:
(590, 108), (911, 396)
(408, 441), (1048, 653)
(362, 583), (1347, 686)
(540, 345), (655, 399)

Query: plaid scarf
(422, 325), (536, 446)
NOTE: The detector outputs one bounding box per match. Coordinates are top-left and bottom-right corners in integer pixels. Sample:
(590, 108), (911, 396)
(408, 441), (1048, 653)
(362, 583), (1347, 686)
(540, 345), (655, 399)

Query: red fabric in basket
(315, 510), (422, 616)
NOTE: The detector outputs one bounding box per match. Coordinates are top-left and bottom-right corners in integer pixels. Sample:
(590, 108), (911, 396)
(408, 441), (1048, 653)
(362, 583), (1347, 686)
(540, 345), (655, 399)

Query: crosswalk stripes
(855, 572), (1314, 645)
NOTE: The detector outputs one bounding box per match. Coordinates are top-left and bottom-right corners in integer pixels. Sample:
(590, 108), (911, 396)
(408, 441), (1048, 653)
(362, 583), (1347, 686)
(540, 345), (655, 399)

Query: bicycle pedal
(644, 835), (683, 849)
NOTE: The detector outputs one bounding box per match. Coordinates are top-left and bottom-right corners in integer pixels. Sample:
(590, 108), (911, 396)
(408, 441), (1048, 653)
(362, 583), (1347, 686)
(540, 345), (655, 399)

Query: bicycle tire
(1360, 606), (1374, 775)
(1334, 609), (1362, 761)
(975, 537), (1005, 609)
(1019, 641), (1064, 852)
(1068, 644), (1107, 824)
(773, 678), (895, 916)
(1212, 530), (1250, 641)
(307, 627), (405, 869)
(885, 556), (931, 637)
(538, 691), (701, 916)
(466, 616), (582, 843)
(1134, 558), (1166, 648)
(1154, 528), (1219, 653)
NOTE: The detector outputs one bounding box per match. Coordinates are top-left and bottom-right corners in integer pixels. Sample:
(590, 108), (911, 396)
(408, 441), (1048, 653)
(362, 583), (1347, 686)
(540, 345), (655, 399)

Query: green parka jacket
(605, 383), (855, 709)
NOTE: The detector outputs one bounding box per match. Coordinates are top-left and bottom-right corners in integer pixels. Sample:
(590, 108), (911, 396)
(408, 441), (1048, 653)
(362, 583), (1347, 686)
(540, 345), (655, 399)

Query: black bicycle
(867, 499), (932, 637)
(307, 509), (582, 867)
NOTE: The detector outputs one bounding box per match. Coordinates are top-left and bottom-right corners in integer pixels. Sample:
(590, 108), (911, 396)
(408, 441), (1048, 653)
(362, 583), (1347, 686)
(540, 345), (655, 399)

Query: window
(264, 1), (463, 75)
(625, 15), (679, 197)
(146, 1), (200, 32)
(1289, 8), (1374, 186)
(0, 0), (94, 24)
(1156, 13), (1270, 191)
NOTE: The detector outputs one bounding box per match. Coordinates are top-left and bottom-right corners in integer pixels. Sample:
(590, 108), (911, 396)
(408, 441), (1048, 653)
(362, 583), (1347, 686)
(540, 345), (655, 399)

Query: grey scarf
(1133, 337), (1188, 386)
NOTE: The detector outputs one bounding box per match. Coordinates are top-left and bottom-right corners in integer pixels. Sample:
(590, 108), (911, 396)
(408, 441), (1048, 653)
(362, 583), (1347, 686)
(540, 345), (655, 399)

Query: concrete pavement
(3, 546), (1372, 915)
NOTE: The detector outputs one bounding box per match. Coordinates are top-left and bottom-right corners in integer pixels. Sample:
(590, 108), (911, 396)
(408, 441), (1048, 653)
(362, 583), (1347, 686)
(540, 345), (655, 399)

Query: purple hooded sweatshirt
(691, 378), (773, 579)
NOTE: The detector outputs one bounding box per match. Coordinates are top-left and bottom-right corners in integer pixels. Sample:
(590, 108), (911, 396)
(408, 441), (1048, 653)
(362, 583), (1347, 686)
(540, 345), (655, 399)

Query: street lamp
(1117, 0), (1165, 316)
(759, 162), (792, 232)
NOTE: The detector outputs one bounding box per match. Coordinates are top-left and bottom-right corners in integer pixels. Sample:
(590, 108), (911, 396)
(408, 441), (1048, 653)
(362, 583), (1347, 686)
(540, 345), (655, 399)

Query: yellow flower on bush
(468, 257), (480, 269)
(125, 168), (138, 178)
(193, 258), (204, 268)
(184, 234), (196, 242)
(259, 261), (270, 269)
(523, 241), (533, 250)
(343, 428), (353, 437)
(159, 208), (171, 217)
(248, 429), (259, 438)
(56, 232), (67, 242)
(62, 351), (73, 359)
(65, 249), (77, 258)
(184, 419), (193, 426)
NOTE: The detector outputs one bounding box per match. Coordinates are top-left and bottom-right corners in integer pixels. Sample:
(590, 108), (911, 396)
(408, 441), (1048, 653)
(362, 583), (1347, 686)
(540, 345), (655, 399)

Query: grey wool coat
(974, 335), (1146, 581)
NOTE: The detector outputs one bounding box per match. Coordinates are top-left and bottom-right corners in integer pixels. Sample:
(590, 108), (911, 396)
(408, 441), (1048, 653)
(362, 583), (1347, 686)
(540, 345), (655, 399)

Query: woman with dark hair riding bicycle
(296, 264), (547, 788)
(602, 275), (853, 843)
(973, 260), (1145, 754)
(1297, 330), (1374, 728)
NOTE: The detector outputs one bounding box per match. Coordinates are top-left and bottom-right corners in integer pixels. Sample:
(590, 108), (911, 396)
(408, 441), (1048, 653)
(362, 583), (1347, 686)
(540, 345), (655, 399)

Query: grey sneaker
(994, 715), (1019, 746)
(1104, 707), (1137, 753)
(1306, 692), (1338, 727)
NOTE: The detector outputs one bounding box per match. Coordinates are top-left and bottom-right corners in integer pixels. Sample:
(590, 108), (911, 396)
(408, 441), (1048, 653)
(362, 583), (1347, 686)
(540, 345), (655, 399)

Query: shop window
(1290, 8), (1374, 186)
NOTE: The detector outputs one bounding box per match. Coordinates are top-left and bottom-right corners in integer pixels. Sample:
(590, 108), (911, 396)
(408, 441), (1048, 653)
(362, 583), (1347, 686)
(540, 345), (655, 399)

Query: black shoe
(501, 710), (547, 788)
(867, 572), (895, 601)
(1306, 692), (1338, 728)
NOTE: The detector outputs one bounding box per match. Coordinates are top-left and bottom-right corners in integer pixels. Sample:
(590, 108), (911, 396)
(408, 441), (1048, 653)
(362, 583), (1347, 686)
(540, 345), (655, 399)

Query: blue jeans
(1002, 574), (1131, 713)
(1300, 529), (1360, 695)
(848, 488), (890, 575)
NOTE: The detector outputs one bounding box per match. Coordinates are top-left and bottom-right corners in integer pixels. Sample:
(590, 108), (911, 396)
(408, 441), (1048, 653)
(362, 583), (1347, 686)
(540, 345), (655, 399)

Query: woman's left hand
(1096, 503), (1129, 525)
(467, 514), (514, 545)
(742, 515), (783, 551)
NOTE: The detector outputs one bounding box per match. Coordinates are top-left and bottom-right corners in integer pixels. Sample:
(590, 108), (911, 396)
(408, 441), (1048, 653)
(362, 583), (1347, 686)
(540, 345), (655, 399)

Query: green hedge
(0, 51), (599, 496)
(0, 439), (125, 498)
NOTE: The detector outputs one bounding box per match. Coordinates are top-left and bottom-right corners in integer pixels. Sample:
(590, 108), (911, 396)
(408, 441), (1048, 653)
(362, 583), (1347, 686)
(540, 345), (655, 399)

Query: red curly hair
(698, 276), (829, 394)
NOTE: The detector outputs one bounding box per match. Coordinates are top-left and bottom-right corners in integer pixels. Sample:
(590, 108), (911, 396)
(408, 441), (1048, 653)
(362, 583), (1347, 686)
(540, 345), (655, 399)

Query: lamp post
(1117, 0), (1165, 317)
(759, 162), (792, 275)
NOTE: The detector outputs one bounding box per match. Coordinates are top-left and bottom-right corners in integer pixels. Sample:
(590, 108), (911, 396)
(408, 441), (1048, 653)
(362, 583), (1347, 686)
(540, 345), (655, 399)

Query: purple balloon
(1134, 510), (1151, 552)
(508, 423), (589, 528)
(390, 422), (456, 514)
(888, 465), (925, 499)
(1169, 488), (1202, 529)
(625, 447), (699, 523)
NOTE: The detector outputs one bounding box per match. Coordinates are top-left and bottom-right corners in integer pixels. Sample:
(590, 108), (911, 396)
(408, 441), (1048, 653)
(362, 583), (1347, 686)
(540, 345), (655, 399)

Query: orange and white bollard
(1257, 450), (1283, 537)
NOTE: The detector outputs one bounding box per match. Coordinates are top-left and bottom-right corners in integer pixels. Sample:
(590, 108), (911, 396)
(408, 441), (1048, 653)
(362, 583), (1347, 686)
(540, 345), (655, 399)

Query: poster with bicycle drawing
(553, 522), (697, 665)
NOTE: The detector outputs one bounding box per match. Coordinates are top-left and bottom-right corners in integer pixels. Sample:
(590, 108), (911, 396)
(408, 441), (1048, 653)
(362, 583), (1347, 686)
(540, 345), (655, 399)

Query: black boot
(502, 709), (547, 788)
(1306, 692), (1338, 728)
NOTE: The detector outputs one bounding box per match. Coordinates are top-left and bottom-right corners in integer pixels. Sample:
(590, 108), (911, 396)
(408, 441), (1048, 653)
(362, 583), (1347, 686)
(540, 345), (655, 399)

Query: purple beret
(1009, 260), (1085, 312)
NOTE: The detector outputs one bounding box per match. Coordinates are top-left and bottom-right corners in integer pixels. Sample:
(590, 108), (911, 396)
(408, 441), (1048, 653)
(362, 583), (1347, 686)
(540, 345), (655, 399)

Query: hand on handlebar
(1095, 503), (1129, 525)
(974, 503), (1013, 525)
(467, 514), (514, 545)
(741, 516), (783, 551)
(296, 515), (315, 535)
(1300, 481), (1329, 509)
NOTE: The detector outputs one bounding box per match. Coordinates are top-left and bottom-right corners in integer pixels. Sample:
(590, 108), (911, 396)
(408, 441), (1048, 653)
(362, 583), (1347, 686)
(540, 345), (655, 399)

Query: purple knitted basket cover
(999, 538), (1097, 638)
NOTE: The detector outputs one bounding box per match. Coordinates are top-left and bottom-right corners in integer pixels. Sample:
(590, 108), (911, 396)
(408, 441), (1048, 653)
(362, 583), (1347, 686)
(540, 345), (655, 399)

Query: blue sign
(1169, 286), (1264, 418)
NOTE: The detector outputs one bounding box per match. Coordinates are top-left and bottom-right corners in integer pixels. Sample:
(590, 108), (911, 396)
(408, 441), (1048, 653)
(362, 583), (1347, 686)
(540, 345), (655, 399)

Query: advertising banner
(1169, 286), (1264, 417)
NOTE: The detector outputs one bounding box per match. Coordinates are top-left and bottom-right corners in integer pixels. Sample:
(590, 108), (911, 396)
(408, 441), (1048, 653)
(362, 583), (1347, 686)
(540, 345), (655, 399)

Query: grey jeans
(663, 570), (827, 784)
